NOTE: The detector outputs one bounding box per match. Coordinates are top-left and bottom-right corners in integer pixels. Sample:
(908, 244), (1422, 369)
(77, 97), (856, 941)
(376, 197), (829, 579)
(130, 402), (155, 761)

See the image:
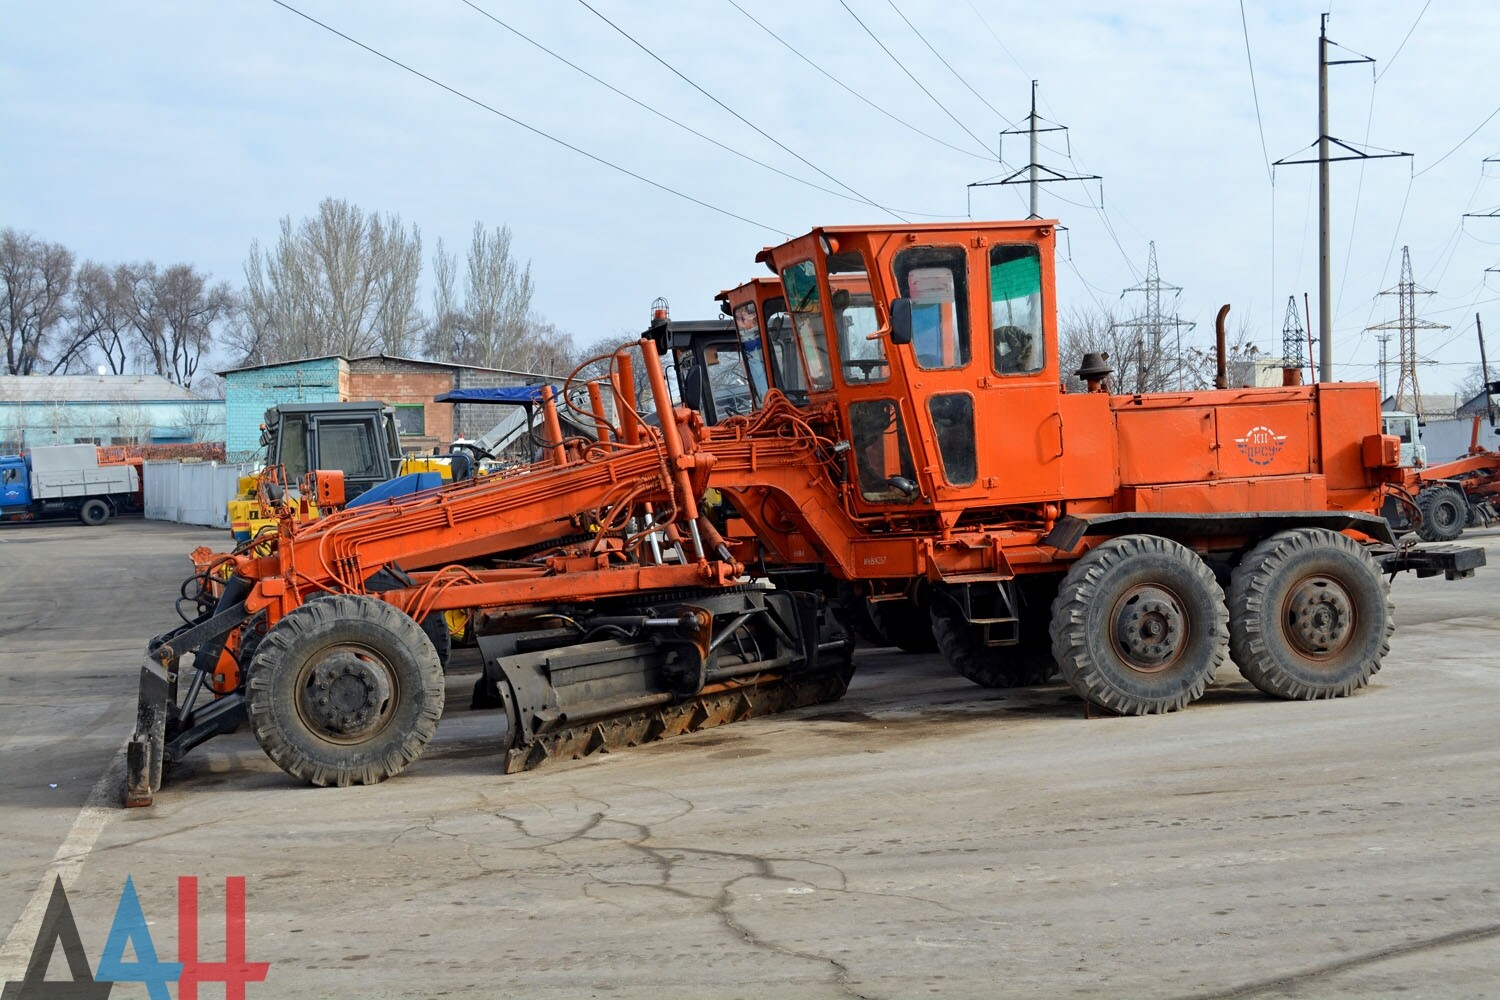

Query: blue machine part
(345, 471), (446, 510)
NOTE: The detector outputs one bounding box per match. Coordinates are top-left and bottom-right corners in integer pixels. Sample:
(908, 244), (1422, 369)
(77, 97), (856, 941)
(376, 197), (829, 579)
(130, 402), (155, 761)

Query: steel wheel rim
(1281, 574), (1357, 661)
(1109, 583), (1189, 673)
(294, 641), (400, 745)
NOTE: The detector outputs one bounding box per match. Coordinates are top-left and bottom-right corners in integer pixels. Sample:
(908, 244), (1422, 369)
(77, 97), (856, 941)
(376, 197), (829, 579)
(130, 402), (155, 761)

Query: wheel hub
(303, 651), (392, 739)
(1113, 587), (1185, 670)
(1284, 576), (1355, 657)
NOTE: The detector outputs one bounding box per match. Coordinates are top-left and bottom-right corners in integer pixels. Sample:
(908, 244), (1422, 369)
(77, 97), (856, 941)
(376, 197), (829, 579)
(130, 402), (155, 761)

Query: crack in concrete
(1174, 922), (1500, 999)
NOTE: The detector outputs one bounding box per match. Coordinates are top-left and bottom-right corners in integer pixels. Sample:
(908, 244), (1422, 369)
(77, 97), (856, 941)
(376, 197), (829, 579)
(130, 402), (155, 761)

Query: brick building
(221, 354), (551, 461)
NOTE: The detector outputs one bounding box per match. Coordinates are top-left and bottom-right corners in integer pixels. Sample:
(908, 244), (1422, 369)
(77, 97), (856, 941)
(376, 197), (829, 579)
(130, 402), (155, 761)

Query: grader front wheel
(246, 594), (445, 787)
(1049, 535), (1228, 714)
(1227, 528), (1393, 699)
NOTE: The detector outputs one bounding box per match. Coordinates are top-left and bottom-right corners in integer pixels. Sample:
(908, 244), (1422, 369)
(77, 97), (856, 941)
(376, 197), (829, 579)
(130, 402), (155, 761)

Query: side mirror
(889, 298), (913, 346)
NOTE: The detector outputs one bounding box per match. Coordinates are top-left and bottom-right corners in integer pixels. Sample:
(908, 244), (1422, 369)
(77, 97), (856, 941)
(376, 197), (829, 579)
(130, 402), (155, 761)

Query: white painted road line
(0, 746), (125, 980)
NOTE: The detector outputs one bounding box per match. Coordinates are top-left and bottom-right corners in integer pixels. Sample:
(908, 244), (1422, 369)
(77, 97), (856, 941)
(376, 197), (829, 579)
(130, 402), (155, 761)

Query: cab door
(892, 239), (1064, 506)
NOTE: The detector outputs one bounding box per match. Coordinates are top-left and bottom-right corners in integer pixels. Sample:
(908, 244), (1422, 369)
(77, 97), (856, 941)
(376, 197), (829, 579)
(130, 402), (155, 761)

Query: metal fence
(142, 461), (254, 528)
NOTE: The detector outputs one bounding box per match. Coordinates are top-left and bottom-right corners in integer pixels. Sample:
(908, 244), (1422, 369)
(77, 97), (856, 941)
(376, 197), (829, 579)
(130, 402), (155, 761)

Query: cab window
(928, 393), (977, 486)
(780, 260), (834, 392)
(317, 421), (383, 479)
(761, 296), (806, 402)
(703, 344), (755, 419)
(732, 302), (770, 403)
(278, 415), (308, 481)
(849, 399), (917, 503)
(829, 251), (887, 384)
(989, 244), (1044, 375)
(894, 246), (969, 370)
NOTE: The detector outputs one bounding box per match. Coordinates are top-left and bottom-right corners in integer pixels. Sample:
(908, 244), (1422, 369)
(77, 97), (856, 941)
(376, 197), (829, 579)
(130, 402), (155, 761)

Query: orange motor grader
(127, 219), (1482, 806)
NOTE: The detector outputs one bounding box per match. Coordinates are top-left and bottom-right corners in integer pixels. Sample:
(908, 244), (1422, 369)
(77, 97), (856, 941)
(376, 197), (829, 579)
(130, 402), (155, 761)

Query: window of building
(894, 246), (969, 370)
(989, 244), (1044, 375)
(73, 436), (102, 446)
(394, 405), (425, 437)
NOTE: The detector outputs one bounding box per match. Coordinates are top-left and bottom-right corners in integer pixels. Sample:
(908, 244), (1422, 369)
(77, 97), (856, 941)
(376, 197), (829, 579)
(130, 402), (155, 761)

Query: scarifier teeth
(499, 668), (852, 776)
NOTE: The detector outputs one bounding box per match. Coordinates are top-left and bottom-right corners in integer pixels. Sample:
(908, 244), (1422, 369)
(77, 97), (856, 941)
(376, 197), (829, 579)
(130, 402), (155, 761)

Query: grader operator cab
(128, 219), (1483, 807)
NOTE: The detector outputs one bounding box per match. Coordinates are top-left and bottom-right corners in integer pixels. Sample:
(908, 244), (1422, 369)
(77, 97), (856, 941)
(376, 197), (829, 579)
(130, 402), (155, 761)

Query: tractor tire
(78, 498), (111, 526)
(1415, 484), (1466, 542)
(1227, 528), (1393, 700)
(421, 613), (452, 670)
(1049, 535), (1228, 714)
(833, 585), (891, 647)
(930, 593), (1054, 689)
(867, 596), (937, 653)
(246, 594), (445, 788)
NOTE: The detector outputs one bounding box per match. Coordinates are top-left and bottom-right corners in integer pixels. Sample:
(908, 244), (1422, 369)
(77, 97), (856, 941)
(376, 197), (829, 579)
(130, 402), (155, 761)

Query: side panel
(1116, 405), (1217, 486)
(968, 382), (1066, 503)
(1056, 392), (1117, 501)
(1120, 477), (1328, 514)
(1214, 401), (1317, 479)
(1317, 384), (1382, 492)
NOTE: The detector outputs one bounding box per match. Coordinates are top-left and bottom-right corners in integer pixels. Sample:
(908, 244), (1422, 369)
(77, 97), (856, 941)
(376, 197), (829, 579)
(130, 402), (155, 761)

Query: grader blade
(498, 666), (855, 774)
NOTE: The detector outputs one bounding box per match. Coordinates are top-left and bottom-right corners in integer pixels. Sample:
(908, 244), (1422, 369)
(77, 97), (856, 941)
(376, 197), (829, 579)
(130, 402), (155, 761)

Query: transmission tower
(965, 82), (1098, 219)
(1280, 296), (1306, 382)
(1365, 246), (1448, 421)
(1114, 242), (1195, 390)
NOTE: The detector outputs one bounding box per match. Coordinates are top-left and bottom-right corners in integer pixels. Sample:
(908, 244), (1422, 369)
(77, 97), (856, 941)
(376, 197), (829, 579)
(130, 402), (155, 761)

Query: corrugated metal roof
(218, 352), (549, 379)
(0, 374), (205, 403)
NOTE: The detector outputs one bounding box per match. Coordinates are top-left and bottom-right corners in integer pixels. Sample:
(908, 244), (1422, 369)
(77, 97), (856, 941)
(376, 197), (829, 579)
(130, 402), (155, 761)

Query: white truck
(0, 444), (141, 526)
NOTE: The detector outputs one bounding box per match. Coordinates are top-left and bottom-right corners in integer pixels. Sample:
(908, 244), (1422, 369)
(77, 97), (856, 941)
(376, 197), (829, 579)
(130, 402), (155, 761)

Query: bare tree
(238, 198), (423, 364)
(423, 222), (534, 369)
(69, 262), (134, 373)
(424, 237), (468, 363)
(1056, 305), (1259, 394)
(509, 318), (575, 376)
(123, 263), (235, 386)
(1, 228), (74, 375)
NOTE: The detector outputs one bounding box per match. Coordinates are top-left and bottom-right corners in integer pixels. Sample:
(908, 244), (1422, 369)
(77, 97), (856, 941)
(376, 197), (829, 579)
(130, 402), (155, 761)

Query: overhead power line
(1376, 0), (1432, 82)
(1416, 105), (1500, 177)
(834, 0), (994, 157)
(268, 0), (790, 236)
(721, 0), (993, 163)
(884, 0), (1018, 131)
(576, 0), (906, 222)
(460, 0), (957, 218)
(1238, 0), (1272, 182)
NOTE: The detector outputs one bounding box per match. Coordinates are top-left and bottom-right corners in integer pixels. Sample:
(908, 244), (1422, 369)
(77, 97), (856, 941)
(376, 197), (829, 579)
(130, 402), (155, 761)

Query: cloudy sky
(4, 1), (1500, 395)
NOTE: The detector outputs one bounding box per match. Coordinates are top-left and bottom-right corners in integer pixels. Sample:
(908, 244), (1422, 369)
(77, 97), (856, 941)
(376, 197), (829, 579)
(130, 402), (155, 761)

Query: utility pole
(966, 82), (1098, 220)
(1366, 247), (1448, 422)
(1274, 16), (1409, 382)
(1375, 332), (1392, 400)
(1114, 242), (1195, 392)
(1478, 313), (1495, 428)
